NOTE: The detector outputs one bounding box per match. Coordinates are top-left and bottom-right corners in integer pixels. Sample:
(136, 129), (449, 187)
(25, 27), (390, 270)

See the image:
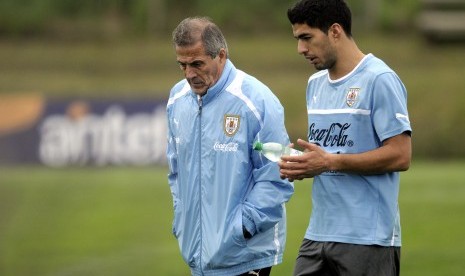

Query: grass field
(1, 161), (464, 275)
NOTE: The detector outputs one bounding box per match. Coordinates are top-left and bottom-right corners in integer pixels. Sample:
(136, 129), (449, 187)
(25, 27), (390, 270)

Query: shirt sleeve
(371, 72), (412, 142)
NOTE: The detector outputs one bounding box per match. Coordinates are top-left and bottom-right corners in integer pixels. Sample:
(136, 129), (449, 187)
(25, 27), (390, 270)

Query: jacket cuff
(242, 214), (256, 237)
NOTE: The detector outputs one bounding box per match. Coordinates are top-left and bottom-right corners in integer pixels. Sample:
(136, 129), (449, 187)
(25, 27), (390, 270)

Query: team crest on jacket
(346, 87), (360, 107)
(224, 115), (240, 136)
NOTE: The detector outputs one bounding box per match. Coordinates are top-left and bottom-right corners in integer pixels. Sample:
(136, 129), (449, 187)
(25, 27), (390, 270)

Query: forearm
(327, 133), (411, 174)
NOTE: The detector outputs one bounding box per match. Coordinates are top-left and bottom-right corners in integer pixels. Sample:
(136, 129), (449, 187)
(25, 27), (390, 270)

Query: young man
(166, 17), (294, 276)
(279, 1), (412, 275)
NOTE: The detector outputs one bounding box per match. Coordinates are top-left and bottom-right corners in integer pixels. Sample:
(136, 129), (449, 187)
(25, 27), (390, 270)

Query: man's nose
(297, 40), (308, 55)
(185, 65), (197, 79)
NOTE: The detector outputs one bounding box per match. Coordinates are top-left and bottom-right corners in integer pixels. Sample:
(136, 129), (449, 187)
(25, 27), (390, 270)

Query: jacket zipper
(197, 94), (203, 274)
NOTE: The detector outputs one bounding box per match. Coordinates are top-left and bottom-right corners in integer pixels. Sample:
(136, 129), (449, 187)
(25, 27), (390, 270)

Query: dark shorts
(237, 266), (271, 276)
(294, 239), (400, 276)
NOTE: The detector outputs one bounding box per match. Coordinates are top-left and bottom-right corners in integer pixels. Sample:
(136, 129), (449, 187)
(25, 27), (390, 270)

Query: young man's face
(292, 23), (337, 71)
(175, 41), (226, 96)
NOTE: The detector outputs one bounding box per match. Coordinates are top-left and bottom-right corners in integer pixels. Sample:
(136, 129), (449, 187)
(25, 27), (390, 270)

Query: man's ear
(218, 48), (227, 61)
(329, 23), (343, 40)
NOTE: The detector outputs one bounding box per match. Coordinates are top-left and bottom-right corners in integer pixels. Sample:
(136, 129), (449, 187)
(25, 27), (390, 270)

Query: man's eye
(297, 35), (311, 41)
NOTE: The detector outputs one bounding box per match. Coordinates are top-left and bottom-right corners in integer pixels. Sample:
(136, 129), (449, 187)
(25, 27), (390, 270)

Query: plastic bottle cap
(253, 141), (263, 150)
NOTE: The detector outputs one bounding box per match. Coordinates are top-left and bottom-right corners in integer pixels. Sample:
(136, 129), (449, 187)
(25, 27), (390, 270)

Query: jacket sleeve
(166, 106), (179, 233)
(242, 93), (294, 237)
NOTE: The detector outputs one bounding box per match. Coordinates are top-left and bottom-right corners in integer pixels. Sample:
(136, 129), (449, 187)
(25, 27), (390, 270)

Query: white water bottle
(253, 141), (303, 162)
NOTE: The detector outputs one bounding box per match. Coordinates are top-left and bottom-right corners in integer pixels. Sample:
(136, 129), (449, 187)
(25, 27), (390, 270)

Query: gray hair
(172, 17), (228, 58)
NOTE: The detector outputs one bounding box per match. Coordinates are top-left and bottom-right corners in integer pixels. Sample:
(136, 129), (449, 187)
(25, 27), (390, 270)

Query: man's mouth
(190, 80), (204, 88)
(306, 56), (317, 64)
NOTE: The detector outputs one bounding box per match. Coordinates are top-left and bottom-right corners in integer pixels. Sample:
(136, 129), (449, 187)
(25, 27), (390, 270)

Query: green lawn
(1, 161), (464, 275)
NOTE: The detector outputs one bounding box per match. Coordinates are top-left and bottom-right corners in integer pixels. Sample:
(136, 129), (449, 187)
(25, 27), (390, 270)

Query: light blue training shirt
(304, 54), (412, 246)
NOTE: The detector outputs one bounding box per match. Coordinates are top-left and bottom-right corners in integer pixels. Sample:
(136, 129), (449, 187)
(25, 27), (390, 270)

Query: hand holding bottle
(253, 141), (303, 162)
(279, 139), (330, 181)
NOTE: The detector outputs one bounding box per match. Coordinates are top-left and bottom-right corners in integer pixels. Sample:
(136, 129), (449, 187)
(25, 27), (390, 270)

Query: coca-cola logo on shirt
(213, 142), (239, 152)
(308, 123), (354, 147)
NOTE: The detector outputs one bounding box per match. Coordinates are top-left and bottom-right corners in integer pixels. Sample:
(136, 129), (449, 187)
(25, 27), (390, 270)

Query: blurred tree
(0, 0), (422, 37)
(0, 0), (54, 34)
(147, 0), (167, 33)
(365, 0), (381, 30)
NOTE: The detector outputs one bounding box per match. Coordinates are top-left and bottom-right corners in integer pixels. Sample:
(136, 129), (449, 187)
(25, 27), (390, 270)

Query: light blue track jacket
(166, 60), (294, 276)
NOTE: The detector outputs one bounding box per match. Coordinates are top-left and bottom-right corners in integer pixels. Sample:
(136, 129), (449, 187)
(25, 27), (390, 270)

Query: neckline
(328, 53), (372, 84)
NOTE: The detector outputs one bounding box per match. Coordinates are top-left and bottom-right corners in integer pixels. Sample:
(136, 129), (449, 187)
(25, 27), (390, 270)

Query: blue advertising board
(0, 95), (167, 166)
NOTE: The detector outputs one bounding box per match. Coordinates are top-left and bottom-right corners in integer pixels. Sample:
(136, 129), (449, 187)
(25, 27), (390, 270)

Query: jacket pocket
(172, 199), (183, 239)
(207, 206), (250, 267)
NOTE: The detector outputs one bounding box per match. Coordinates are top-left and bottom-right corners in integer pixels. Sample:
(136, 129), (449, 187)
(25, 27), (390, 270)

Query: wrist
(326, 152), (337, 171)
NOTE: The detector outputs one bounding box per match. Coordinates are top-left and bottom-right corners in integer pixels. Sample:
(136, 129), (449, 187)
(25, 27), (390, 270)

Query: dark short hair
(172, 17), (228, 58)
(287, 0), (352, 37)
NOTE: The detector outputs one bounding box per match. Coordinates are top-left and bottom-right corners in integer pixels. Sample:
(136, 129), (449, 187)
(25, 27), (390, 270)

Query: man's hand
(279, 133), (412, 180)
(278, 139), (331, 181)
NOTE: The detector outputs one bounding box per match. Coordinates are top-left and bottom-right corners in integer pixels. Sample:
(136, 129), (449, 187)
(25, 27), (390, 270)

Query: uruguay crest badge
(224, 115), (240, 136)
(346, 87), (360, 107)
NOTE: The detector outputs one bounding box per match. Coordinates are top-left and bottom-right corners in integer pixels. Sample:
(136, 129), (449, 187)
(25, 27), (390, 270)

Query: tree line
(0, 0), (418, 38)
